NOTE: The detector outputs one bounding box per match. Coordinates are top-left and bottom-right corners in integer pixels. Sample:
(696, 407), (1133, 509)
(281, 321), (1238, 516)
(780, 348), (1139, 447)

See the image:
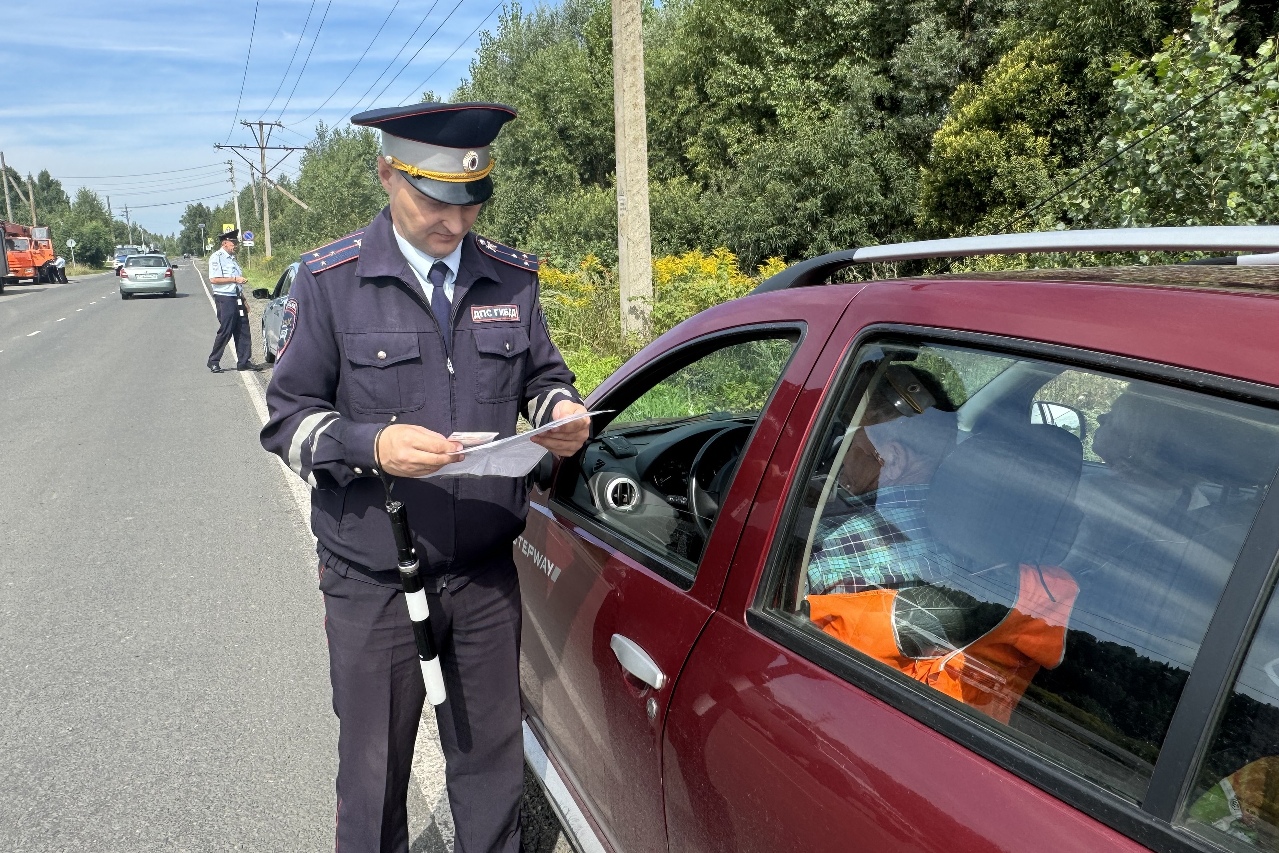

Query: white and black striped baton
(386, 499), (447, 706)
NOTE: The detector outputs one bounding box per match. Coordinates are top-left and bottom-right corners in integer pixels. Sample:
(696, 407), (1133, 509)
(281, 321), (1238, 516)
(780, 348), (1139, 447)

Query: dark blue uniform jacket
(260, 207), (580, 584)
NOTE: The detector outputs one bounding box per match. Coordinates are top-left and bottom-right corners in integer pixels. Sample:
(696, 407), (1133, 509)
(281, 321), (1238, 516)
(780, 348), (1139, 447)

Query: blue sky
(0, 0), (506, 234)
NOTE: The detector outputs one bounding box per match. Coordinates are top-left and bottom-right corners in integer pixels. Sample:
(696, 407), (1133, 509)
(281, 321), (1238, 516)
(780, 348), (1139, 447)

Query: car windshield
(8, 238), (30, 251)
(127, 256), (167, 267)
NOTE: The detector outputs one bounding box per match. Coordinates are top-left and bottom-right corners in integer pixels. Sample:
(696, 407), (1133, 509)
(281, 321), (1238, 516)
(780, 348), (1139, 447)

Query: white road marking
(57, 318), (66, 322)
(27, 331), (40, 337)
(76, 309), (83, 312)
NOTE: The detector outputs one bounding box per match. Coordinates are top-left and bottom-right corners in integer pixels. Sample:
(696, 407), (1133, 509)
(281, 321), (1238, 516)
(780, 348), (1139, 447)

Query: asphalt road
(0, 267), (447, 851)
(0, 265), (570, 853)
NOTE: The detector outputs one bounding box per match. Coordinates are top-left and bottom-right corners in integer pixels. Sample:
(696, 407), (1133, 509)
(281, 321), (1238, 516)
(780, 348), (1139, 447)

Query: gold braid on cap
(386, 154), (495, 183)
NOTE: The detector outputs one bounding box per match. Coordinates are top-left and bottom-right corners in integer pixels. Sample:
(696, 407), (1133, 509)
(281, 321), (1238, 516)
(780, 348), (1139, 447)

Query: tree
(1064, 0), (1279, 227)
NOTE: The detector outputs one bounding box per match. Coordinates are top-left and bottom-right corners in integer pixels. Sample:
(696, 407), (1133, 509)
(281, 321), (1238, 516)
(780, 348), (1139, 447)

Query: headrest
(927, 425), (1083, 568)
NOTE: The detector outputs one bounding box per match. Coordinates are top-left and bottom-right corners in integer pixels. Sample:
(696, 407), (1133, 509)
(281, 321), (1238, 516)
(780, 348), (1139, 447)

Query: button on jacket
(208, 247), (243, 296)
(260, 207), (580, 583)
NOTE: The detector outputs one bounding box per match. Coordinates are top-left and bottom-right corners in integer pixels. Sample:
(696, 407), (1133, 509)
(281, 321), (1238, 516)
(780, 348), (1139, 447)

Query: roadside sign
(242, 231), (255, 242)
(223, 223), (235, 234)
(65, 239), (76, 248)
(242, 240), (256, 247)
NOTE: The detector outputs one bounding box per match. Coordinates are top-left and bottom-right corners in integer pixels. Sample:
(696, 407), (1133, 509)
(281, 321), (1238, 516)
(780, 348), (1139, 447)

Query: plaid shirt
(807, 483), (961, 595)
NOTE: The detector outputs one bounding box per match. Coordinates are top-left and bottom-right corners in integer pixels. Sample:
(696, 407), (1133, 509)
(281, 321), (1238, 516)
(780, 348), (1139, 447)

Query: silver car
(253, 261), (300, 362)
(119, 254), (177, 298)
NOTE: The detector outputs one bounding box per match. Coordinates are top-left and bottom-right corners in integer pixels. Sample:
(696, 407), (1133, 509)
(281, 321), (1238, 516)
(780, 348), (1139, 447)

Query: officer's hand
(377, 425), (463, 477)
(531, 400), (591, 458)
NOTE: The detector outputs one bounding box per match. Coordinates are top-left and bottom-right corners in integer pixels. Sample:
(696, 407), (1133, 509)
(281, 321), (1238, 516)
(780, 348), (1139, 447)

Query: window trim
(550, 321), (808, 592)
(750, 323), (1279, 853)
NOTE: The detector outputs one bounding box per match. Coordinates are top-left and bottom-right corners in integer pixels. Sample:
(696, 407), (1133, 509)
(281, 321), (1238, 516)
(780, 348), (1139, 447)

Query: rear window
(126, 256), (167, 268)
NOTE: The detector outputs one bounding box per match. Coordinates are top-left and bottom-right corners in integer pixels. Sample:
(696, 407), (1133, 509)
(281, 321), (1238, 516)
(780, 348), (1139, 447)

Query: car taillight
(164, 269), (172, 277)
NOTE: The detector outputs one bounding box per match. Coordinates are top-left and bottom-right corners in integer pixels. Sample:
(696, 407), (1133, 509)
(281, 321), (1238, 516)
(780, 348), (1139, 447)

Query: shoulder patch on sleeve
(304, 230), (365, 275)
(475, 235), (539, 272)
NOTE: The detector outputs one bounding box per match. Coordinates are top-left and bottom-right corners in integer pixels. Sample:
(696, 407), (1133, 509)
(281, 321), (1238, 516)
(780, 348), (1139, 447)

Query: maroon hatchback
(516, 227), (1279, 853)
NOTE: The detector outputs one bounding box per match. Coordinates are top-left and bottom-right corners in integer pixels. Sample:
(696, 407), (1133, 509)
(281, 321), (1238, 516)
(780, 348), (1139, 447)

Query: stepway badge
(471, 304), (520, 323)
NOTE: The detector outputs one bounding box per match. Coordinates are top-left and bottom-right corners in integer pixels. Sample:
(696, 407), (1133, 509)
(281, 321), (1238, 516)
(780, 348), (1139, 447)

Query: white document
(421, 410), (601, 480)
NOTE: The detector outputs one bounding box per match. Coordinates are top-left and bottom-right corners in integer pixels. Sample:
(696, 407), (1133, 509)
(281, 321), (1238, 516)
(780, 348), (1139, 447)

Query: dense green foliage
(2, 167), (174, 266)
(172, 0), (1278, 383)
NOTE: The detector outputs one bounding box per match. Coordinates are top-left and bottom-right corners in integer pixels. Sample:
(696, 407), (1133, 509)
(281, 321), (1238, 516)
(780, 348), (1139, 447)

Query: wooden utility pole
(0, 151), (12, 222)
(216, 121), (303, 258)
(227, 160), (243, 233)
(612, 0), (653, 335)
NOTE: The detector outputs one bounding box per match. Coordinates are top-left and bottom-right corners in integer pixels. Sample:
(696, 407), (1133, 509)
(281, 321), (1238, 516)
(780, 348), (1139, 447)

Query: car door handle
(610, 634), (666, 690)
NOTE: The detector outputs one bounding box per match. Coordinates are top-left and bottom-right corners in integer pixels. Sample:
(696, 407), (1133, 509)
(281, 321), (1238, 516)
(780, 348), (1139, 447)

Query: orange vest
(808, 564), (1078, 723)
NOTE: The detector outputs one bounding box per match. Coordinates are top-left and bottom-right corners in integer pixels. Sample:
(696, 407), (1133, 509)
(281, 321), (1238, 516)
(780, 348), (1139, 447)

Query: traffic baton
(386, 499), (447, 705)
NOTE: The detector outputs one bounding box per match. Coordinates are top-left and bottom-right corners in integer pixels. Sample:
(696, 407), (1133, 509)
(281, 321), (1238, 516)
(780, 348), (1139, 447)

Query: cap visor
(404, 174), (492, 206)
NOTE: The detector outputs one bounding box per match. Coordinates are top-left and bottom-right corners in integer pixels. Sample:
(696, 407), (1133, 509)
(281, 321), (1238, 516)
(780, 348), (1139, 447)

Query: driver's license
(447, 431), (499, 447)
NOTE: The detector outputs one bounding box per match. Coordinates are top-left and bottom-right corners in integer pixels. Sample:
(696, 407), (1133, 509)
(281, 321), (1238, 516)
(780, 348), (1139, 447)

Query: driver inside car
(806, 367), (1084, 724)
(806, 366), (961, 595)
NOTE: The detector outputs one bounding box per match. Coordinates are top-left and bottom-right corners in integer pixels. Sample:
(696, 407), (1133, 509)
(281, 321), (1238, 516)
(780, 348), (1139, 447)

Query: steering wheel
(687, 424), (751, 540)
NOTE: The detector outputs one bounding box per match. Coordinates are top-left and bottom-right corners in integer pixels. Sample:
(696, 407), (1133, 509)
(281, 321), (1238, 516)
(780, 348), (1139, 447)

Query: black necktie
(428, 261), (451, 352)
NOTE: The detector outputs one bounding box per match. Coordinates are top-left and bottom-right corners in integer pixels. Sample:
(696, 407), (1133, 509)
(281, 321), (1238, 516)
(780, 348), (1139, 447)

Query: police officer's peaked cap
(352, 102), (517, 206)
(217, 228), (239, 242)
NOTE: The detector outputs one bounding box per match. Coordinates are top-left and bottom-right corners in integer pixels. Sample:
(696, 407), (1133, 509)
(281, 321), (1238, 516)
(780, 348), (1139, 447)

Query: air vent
(607, 478), (639, 512)
(591, 473), (641, 513)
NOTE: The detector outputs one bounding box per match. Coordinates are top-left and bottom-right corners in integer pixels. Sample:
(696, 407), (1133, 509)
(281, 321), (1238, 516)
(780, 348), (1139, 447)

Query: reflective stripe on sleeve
(306, 415), (340, 487)
(288, 411), (338, 482)
(532, 388), (571, 427)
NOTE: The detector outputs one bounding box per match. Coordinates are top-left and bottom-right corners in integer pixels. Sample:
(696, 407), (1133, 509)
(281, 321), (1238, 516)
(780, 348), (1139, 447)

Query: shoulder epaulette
(476, 235), (538, 272)
(304, 230), (365, 274)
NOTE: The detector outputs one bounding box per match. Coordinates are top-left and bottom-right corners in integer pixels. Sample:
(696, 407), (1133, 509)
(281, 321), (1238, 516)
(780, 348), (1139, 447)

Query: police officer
(206, 229), (261, 373)
(259, 102), (590, 853)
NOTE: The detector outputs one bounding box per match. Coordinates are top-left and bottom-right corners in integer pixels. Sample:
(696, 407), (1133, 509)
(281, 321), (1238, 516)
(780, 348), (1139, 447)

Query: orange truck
(2, 222), (57, 289)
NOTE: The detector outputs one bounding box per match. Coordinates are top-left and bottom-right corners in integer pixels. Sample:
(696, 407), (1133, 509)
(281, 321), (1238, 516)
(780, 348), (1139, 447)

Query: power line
(72, 169), (228, 190)
(260, 0), (320, 120)
(370, 0), (469, 106)
(55, 164), (225, 180)
(226, 0), (262, 143)
(398, 0), (503, 105)
(129, 192), (232, 210)
(276, 0), (335, 122)
(287, 0), (403, 129)
(108, 180), (232, 198)
(336, 0), (442, 125)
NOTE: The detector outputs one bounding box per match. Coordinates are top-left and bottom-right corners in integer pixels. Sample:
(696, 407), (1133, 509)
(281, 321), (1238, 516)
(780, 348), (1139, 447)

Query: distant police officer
(206, 229), (260, 373)
(259, 102), (590, 853)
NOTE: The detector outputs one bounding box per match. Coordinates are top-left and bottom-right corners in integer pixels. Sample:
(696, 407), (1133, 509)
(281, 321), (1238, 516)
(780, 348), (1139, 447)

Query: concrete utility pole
(123, 204), (132, 245)
(227, 161), (243, 233)
(0, 151), (12, 222)
(216, 121), (304, 258)
(612, 0), (654, 335)
(27, 177), (36, 226)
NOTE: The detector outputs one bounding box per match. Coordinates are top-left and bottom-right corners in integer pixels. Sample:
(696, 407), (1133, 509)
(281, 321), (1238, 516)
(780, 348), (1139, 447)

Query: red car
(517, 227), (1279, 853)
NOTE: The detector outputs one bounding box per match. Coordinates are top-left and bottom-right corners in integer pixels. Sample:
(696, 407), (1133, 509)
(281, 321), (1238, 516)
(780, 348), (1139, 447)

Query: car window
(761, 340), (1279, 802)
(555, 332), (799, 580)
(1183, 587), (1279, 851)
(9, 238), (30, 251)
(277, 266), (297, 299)
(129, 257), (167, 267)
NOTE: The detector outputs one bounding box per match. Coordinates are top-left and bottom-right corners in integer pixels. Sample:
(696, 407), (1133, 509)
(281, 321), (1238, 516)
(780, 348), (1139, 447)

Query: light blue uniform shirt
(392, 226), (461, 305)
(208, 248), (243, 296)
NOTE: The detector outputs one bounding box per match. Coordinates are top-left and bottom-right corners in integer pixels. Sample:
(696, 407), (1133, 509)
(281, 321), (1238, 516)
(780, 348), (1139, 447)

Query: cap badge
(462, 150), (481, 172)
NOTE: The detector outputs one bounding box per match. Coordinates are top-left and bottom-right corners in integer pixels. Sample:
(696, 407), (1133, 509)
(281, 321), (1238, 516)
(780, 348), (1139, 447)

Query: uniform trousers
(320, 558), (524, 853)
(208, 293), (251, 368)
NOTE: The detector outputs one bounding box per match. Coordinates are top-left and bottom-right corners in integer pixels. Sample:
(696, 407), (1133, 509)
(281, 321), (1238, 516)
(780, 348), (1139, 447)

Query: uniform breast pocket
(472, 327), (530, 403)
(343, 332), (428, 414)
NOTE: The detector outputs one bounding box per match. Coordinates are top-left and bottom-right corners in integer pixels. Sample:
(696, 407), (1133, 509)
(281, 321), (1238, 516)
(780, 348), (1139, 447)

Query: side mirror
(251, 288), (271, 300)
(1031, 400), (1085, 440)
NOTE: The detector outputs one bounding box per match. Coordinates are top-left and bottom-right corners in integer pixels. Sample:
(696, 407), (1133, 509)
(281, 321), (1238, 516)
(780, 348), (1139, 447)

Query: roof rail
(751, 226), (1279, 294)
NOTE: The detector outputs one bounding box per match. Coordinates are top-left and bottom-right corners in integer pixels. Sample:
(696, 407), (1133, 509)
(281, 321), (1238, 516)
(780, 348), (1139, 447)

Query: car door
(262, 264), (297, 355)
(517, 296), (853, 853)
(659, 309), (1279, 853)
